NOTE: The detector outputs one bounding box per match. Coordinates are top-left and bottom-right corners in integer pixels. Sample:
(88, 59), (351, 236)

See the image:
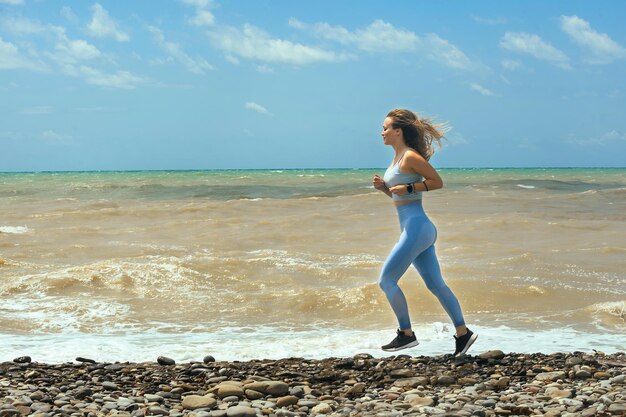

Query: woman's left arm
(405, 152), (443, 192)
(388, 152), (443, 196)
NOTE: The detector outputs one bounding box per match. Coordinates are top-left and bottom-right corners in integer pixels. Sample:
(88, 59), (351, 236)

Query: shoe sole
(456, 333), (478, 356)
(381, 340), (419, 352)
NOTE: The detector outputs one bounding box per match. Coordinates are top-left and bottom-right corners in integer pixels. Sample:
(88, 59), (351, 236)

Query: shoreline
(2, 351), (625, 416)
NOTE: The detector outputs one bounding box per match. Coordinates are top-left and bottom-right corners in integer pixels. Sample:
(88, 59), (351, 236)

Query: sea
(0, 168), (624, 363)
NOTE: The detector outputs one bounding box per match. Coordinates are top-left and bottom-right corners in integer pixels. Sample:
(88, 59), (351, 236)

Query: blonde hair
(387, 108), (449, 160)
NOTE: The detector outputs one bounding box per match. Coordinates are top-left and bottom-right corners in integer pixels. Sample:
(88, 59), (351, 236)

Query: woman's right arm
(373, 175), (392, 198)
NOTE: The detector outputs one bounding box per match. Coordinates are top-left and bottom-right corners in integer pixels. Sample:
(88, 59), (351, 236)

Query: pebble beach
(1, 351), (625, 417)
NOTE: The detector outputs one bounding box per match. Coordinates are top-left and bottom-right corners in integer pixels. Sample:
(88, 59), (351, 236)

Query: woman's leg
(412, 244), (466, 328)
(379, 219), (435, 331)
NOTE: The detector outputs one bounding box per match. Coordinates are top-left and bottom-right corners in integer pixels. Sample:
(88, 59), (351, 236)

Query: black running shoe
(382, 329), (419, 352)
(454, 329), (478, 356)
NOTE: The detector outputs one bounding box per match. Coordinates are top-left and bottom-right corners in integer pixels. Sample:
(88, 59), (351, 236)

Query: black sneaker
(454, 329), (478, 356)
(382, 329), (419, 352)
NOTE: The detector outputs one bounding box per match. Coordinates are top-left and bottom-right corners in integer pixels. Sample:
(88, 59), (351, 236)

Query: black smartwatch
(406, 183), (414, 193)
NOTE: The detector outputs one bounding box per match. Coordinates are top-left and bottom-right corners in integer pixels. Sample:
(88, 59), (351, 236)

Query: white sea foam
(0, 322), (623, 363)
(0, 226), (30, 234)
(516, 184), (535, 189)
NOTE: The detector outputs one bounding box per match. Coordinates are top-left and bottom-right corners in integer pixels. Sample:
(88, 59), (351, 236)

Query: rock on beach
(0, 352), (625, 416)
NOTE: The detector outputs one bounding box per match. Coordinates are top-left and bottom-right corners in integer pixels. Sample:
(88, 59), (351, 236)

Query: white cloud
(63, 64), (147, 89)
(180, 0), (211, 7)
(1, 17), (146, 88)
(472, 15), (507, 25)
(500, 32), (571, 69)
(565, 130), (626, 146)
(560, 15), (626, 64)
(501, 59), (521, 71)
(500, 74), (511, 85)
(42, 130), (72, 143)
(225, 55), (239, 65)
(422, 33), (472, 69)
(148, 25), (214, 74)
(0, 0), (24, 4)
(0, 36), (45, 70)
(20, 106), (52, 115)
(256, 64), (273, 73)
(290, 18), (473, 70)
(190, 10), (215, 27)
(181, 0), (215, 28)
(61, 6), (79, 24)
(209, 24), (351, 65)
(87, 3), (129, 42)
(2, 17), (102, 65)
(1, 16), (47, 35)
(53, 33), (101, 63)
(470, 83), (495, 96)
(245, 102), (271, 115)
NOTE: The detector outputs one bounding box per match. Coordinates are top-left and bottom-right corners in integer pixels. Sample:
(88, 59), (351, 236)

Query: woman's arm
(373, 174), (393, 198)
(389, 151), (443, 195)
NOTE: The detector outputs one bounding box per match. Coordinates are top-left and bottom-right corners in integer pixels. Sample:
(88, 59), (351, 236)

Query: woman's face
(381, 117), (399, 146)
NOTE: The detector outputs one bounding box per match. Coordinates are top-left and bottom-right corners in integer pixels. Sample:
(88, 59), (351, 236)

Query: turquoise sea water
(0, 168), (624, 362)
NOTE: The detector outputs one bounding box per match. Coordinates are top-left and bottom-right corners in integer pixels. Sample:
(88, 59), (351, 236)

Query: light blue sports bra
(383, 150), (423, 202)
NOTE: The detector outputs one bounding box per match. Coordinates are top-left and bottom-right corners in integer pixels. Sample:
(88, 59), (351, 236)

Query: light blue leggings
(379, 200), (465, 330)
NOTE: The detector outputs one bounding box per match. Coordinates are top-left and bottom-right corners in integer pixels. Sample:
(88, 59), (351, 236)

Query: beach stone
(30, 403), (51, 413)
(458, 377), (478, 385)
(418, 406), (446, 415)
(575, 370), (592, 379)
(347, 382), (365, 396)
(182, 395), (217, 410)
(204, 355), (216, 363)
(223, 396), (240, 403)
(209, 411), (227, 417)
(76, 357), (97, 364)
(218, 385), (244, 399)
(610, 375), (625, 384)
(393, 376), (429, 388)
(244, 389), (265, 400)
(406, 395), (434, 407)
(102, 381), (118, 390)
(12, 357), (31, 364)
(535, 371), (566, 382)
(436, 376), (456, 386)
(495, 377), (510, 388)
(144, 394), (163, 403)
(608, 402), (626, 414)
(244, 390), (263, 400)
(593, 371), (610, 379)
(157, 356), (175, 365)
(479, 351), (505, 360)
(265, 381), (289, 396)
(565, 357), (583, 366)
(276, 396), (298, 407)
(225, 406), (256, 417)
(389, 369), (414, 378)
(148, 406), (169, 415)
(549, 389), (572, 399)
(310, 403), (332, 414)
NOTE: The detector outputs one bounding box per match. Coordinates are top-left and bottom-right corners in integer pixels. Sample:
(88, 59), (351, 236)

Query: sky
(1, 0), (625, 171)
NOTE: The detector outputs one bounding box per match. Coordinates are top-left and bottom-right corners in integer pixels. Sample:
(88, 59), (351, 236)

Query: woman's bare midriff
(394, 199), (422, 207)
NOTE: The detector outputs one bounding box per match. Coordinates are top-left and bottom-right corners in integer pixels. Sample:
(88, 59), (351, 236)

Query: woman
(373, 109), (477, 356)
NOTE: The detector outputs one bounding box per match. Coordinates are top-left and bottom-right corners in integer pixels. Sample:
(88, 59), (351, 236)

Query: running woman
(373, 108), (477, 356)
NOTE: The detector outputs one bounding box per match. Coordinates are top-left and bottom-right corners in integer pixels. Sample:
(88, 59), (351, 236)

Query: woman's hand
(373, 175), (388, 191)
(389, 184), (409, 196)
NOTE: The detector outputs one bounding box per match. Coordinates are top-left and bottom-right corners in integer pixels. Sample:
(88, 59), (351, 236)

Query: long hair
(387, 109), (448, 161)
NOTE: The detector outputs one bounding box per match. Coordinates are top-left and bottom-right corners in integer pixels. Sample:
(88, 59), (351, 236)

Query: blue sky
(1, 0), (625, 171)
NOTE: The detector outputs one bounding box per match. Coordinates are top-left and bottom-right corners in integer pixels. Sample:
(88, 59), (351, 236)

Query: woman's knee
(378, 275), (396, 293)
(425, 280), (449, 297)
